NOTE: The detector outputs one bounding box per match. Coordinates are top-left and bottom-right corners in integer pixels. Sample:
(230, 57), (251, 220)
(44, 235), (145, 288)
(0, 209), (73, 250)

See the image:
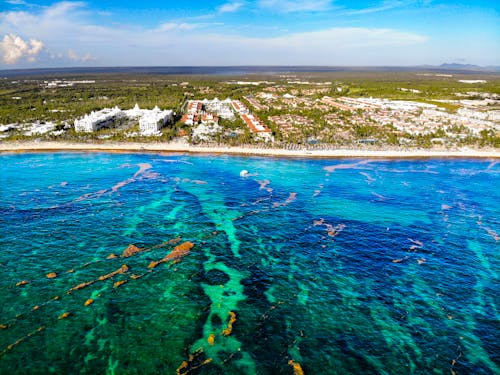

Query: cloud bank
(0, 33), (44, 64)
(1, 1), (496, 67)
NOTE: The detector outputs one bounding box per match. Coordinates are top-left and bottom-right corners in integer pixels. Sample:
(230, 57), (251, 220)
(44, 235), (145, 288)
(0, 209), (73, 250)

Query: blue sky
(0, 0), (499, 68)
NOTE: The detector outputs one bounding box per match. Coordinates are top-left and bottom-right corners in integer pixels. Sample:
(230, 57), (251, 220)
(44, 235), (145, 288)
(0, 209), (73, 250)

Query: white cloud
(0, 33), (44, 63)
(68, 49), (95, 62)
(158, 22), (207, 32)
(3, 1), (496, 67)
(345, 1), (410, 15)
(0, 3), (432, 67)
(258, 0), (332, 12)
(218, 1), (244, 13)
(5, 0), (28, 5)
(67, 49), (78, 60)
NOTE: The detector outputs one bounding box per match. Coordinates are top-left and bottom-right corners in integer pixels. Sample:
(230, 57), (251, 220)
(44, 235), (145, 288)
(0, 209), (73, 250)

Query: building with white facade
(231, 100), (250, 114)
(202, 98), (235, 120)
(139, 106), (173, 136)
(75, 104), (173, 135)
(74, 107), (123, 132)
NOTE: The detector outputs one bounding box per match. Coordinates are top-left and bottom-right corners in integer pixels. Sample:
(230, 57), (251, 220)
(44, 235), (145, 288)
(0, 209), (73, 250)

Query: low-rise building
(75, 104), (173, 135)
(231, 100), (249, 114)
(187, 101), (203, 113)
(74, 107), (123, 132)
(139, 106), (173, 136)
(181, 113), (199, 126)
(201, 113), (219, 125)
(241, 113), (272, 141)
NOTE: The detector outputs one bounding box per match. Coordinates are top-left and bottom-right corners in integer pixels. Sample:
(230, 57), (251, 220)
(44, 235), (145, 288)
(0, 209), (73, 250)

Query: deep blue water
(0, 153), (499, 374)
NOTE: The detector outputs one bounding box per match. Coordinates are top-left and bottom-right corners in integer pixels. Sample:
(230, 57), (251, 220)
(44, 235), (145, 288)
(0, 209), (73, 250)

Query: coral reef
(149, 242), (194, 268)
(68, 280), (95, 294)
(0, 326), (45, 358)
(176, 348), (212, 375)
(207, 333), (215, 345)
(288, 360), (305, 375)
(121, 244), (142, 258)
(113, 280), (128, 289)
(58, 312), (70, 320)
(222, 311), (237, 336)
(164, 241), (194, 262)
(148, 261), (160, 269)
(98, 264), (129, 281)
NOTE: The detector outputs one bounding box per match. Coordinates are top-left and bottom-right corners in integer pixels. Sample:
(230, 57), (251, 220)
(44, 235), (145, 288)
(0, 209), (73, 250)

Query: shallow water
(0, 153), (499, 374)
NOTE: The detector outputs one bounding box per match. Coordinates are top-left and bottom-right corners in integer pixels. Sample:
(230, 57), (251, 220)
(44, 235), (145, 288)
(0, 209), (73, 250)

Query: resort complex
(0, 72), (499, 148)
(74, 104), (173, 136)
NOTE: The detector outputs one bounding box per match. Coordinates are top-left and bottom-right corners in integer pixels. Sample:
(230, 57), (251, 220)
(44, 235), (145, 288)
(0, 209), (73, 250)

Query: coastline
(1, 141), (499, 158)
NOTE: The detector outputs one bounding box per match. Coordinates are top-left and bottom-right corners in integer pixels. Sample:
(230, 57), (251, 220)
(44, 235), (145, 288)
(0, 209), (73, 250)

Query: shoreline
(1, 141), (499, 159)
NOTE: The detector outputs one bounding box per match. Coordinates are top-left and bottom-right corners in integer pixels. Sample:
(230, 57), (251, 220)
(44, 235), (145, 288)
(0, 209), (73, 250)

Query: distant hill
(437, 63), (499, 72)
(439, 63), (482, 70)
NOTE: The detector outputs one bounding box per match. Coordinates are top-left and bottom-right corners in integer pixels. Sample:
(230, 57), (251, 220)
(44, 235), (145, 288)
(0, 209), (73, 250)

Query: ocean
(0, 152), (498, 374)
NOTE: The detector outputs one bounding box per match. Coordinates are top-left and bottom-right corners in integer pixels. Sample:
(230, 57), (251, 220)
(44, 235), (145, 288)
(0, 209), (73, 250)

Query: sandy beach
(1, 141), (499, 158)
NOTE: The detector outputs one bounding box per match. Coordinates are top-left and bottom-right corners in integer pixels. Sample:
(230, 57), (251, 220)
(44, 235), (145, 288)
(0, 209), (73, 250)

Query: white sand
(1, 141), (499, 158)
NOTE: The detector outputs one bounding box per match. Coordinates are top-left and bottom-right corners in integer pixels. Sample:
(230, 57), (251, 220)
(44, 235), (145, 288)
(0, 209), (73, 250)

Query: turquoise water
(0, 153), (498, 374)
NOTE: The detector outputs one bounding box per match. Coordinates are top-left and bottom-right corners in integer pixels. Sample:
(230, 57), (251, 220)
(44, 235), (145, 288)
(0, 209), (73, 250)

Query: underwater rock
(288, 360), (305, 375)
(122, 244), (142, 258)
(148, 261), (160, 269)
(58, 312), (70, 320)
(163, 241), (194, 262)
(113, 280), (127, 288)
(0, 324), (7, 329)
(208, 333), (215, 345)
(149, 242), (195, 268)
(327, 223), (346, 237)
(222, 311), (237, 336)
(68, 280), (95, 293)
(46, 272), (57, 279)
(176, 348), (212, 375)
(98, 264), (129, 281)
(168, 237), (183, 245)
(84, 299), (94, 306)
(107, 254), (117, 259)
(313, 219), (325, 226)
(273, 192), (297, 208)
(176, 361), (188, 375)
(1, 326), (45, 357)
(16, 280), (29, 287)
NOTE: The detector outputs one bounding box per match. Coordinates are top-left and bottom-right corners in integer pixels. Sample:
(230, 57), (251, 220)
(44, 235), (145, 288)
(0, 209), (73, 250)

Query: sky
(0, 0), (499, 68)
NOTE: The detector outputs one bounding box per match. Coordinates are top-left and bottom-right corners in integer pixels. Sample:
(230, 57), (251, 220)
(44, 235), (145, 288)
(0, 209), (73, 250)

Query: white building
(192, 123), (222, 142)
(231, 100), (249, 114)
(74, 107), (123, 132)
(202, 98), (235, 120)
(75, 104), (173, 135)
(139, 106), (173, 136)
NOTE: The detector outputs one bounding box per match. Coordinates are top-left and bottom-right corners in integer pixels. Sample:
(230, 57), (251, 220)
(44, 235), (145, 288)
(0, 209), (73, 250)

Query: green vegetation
(0, 71), (499, 148)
